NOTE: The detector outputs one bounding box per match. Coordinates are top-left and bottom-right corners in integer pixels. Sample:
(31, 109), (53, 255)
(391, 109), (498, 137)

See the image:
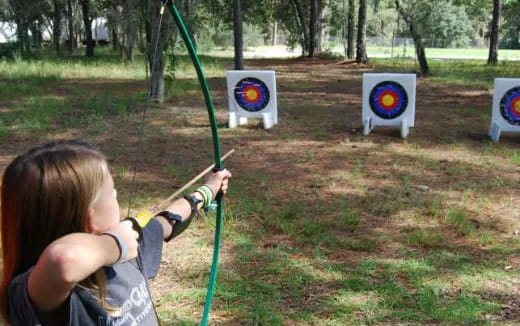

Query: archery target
(369, 81), (408, 119)
(500, 86), (520, 126)
(234, 77), (270, 112)
(489, 78), (520, 142)
(362, 73), (416, 136)
(227, 70), (277, 129)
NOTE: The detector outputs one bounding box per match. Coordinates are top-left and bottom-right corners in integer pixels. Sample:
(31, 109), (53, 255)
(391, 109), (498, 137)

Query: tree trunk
(123, 0), (137, 61)
(30, 22), (43, 49)
(356, 0), (367, 63)
(487, 0), (501, 65)
(291, 0), (309, 56)
(66, 0), (75, 55)
(409, 22), (429, 75)
(183, 0), (196, 49)
(138, 21), (146, 54)
(112, 28), (118, 51)
(316, 0), (324, 54)
(272, 20), (277, 46)
(146, 0), (171, 102)
(395, 0), (429, 75)
(52, 0), (62, 55)
(15, 18), (30, 54)
(347, 0), (355, 59)
(79, 0), (94, 57)
(75, 24), (81, 49)
(233, 0), (244, 70)
(309, 0), (318, 57)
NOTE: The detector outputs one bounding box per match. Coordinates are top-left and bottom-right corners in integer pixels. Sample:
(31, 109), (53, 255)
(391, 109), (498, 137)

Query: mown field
(328, 46), (520, 61)
(1, 49), (520, 325)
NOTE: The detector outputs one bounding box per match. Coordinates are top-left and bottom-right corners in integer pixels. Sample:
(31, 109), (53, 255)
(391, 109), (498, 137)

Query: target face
(234, 77), (270, 112)
(369, 81), (409, 120)
(500, 86), (520, 125)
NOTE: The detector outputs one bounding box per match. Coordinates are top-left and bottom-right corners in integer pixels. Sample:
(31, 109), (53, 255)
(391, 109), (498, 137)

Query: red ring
(377, 90), (398, 110)
(243, 86), (261, 103)
(511, 97), (520, 116)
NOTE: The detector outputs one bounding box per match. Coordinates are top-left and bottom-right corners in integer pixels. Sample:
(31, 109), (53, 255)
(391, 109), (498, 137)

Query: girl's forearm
(155, 191), (205, 240)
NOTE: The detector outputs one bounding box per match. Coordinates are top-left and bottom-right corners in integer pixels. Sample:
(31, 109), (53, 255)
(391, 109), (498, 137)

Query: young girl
(0, 140), (231, 325)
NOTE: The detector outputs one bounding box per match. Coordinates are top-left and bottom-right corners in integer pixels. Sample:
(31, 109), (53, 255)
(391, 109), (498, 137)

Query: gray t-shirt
(8, 219), (164, 326)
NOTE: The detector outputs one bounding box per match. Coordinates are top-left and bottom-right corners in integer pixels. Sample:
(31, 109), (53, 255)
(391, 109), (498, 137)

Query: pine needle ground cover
(0, 53), (519, 325)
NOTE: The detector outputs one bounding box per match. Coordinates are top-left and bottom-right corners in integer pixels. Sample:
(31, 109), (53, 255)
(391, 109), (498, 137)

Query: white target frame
(362, 73), (416, 138)
(227, 70), (278, 129)
(488, 78), (520, 143)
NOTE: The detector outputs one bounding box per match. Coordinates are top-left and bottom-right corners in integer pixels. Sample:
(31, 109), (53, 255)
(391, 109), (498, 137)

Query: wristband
(198, 185), (214, 208)
(203, 185), (215, 202)
(101, 231), (128, 265)
(194, 189), (208, 208)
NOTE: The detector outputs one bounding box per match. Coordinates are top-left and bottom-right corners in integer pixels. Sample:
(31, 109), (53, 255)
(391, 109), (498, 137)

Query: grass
(327, 44), (520, 61)
(1, 47), (520, 325)
(369, 58), (520, 87)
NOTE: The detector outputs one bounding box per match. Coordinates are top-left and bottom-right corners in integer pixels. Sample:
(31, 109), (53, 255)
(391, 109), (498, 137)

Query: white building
(0, 22), (17, 43)
(0, 18), (109, 44)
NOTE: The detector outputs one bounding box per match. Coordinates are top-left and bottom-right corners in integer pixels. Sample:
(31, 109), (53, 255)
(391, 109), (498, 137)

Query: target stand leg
(229, 112), (238, 128)
(400, 119), (410, 138)
(262, 112), (275, 129)
(239, 117), (248, 125)
(363, 117), (373, 136)
(488, 122), (501, 143)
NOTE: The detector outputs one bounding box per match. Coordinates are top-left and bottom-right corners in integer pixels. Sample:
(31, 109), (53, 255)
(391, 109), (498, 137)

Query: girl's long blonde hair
(0, 140), (109, 319)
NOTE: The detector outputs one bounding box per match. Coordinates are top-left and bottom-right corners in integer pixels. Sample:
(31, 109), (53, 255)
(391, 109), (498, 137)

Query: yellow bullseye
(382, 94), (395, 106)
(514, 100), (520, 114)
(246, 89), (259, 101)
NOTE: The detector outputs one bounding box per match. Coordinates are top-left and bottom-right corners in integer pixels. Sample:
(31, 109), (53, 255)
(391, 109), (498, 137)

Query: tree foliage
(422, 1), (473, 48)
(502, 0), (520, 49)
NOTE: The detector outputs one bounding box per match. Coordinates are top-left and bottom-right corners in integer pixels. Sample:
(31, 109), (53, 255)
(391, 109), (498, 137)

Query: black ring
(369, 81), (408, 120)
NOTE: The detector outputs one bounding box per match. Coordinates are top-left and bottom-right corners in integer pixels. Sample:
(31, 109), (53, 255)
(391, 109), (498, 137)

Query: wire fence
(323, 36), (520, 60)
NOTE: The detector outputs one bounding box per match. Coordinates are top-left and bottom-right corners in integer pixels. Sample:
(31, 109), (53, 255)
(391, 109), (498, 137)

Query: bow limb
(164, 2), (223, 326)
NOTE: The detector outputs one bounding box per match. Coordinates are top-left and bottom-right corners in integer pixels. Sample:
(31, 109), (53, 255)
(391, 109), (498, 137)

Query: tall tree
(356, 0), (367, 63)
(395, 0), (429, 75)
(501, 0), (520, 49)
(182, 0), (196, 47)
(487, 0), (501, 65)
(290, 0), (309, 56)
(233, 0), (243, 69)
(51, 0), (64, 55)
(309, 0), (319, 57)
(122, 0), (138, 61)
(271, 0), (278, 46)
(66, 0), (76, 55)
(8, 0), (38, 53)
(316, 0), (324, 54)
(29, 19), (43, 49)
(146, 0), (172, 102)
(79, 0), (94, 57)
(346, 0), (355, 58)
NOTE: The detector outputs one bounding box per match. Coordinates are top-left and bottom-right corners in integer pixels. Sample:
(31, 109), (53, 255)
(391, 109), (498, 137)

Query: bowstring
(124, 2), (169, 325)
(126, 0), (167, 218)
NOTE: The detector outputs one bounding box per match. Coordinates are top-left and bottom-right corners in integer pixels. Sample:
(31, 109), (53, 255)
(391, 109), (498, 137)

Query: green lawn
(370, 46), (520, 60)
(1, 49), (520, 325)
(326, 44), (520, 61)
